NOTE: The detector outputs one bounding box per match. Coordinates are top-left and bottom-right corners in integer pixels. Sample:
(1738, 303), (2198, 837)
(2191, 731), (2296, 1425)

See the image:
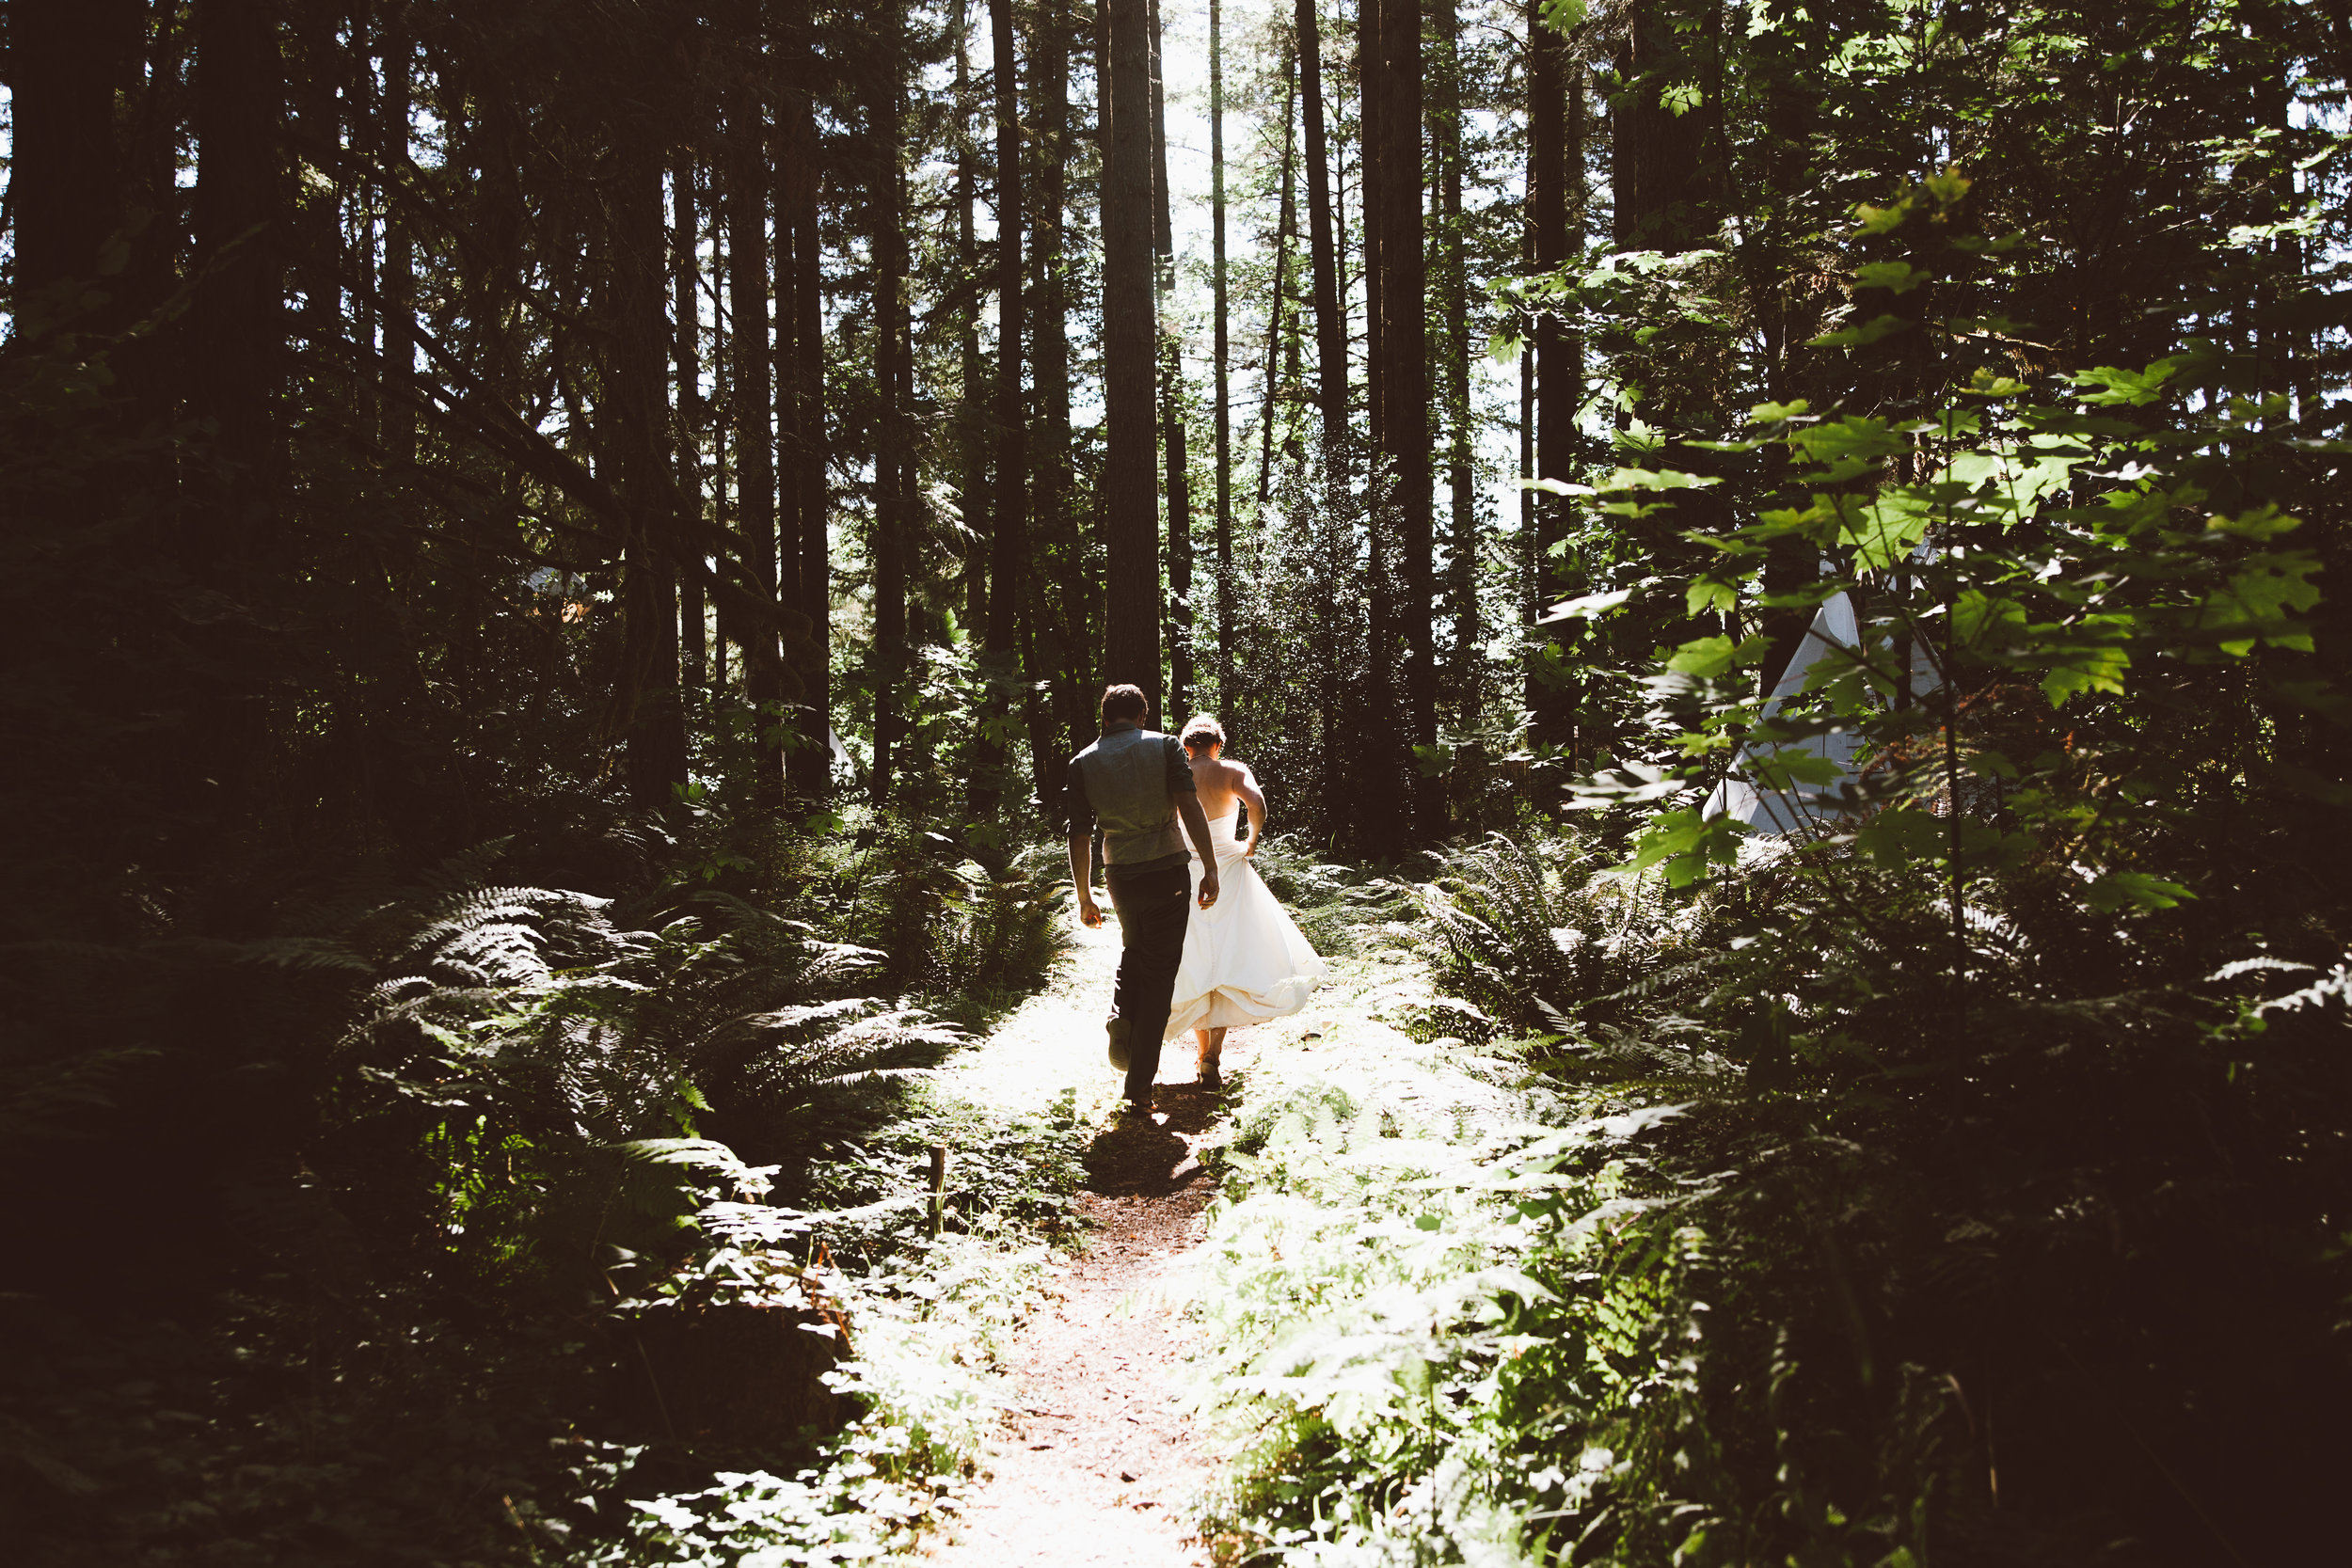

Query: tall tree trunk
(1034, 1), (1086, 778)
(1297, 0), (1346, 453)
(1149, 0), (1192, 720)
(770, 83), (801, 641)
(1365, 0), (1432, 833)
(1611, 0), (1717, 682)
(989, 0), (1027, 668)
(712, 295), (733, 698)
(618, 142), (687, 807)
(1612, 2), (1716, 254)
(710, 204), (735, 705)
(1435, 0), (1474, 704)
(1356, 0), (1391, 843)
(955, 5), (992, 637)
(787, 76), (831, 801)
(1361, 2), (1387, 461)
(187, 0), (281, 585)
(1103, 0), (1163, 710)
(1210, 0), (1233, 709)
(184, 0), (282, 821)
(975, 0), (1029, 810)
(727, 54), (786, 810)
(870, 68), (912, 806)
(8, 0), (140, 311)
(1519, 327), (1534, 635)
(381, 12), (415, 467)
(674, 150), (707, 700)
(1528, 2), (1582, 752)
(1259, 47), (1297, 507)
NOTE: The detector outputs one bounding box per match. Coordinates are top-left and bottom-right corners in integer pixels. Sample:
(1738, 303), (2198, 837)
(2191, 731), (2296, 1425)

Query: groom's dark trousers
(1105, 863), (1191, 1102)
(1065, 718), (1200, 1105)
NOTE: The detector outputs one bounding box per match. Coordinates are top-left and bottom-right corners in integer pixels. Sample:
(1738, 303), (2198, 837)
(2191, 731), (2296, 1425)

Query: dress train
(1164, 808), (1328, 1041)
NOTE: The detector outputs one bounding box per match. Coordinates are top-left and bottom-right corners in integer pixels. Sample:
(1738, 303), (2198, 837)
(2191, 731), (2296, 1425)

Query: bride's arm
(1235, 764), (1268, 855)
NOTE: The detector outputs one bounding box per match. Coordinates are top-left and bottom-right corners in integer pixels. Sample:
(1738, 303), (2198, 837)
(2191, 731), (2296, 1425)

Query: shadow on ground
(1081, 1082), (1223, 1197)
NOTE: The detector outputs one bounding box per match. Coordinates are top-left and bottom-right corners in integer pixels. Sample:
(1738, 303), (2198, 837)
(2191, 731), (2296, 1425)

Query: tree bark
(1297, 0), (1346, 454)
(870, 68), (912, 806)
(1361, 0), (1387, 457)
(182, 0), (282, 824)
(187, 0), (282, 586)
(989, 0), (1028, 666)
(381, 11), (415, 467)
(1365, 0), (1433, 832)
(1519, 330), (1534, 633)
(1103, 0), (1164, 710)
(1210, 0), (1234, 708)
(1260, 47), (1297, 507)
(787, 74), (831, 802)
(727, 50), (787, 810)
(1435, 0), (1474, 701)
(1035, 0), (1096, 784)
(969, 0), (1030, 810)
(713, 328), (733, 696)
(1528, 2), (1583, 752)
(618, 140), (688, 808)
(771, 82), (801, 636)
(955, 5), (992, 637)
(1612, 2), (1713, 252)
(8, 0), (141, 310)
(1149, 0), (1192, 719)
(674, 151), (708, 701)
(1034, 0), (1087, 777)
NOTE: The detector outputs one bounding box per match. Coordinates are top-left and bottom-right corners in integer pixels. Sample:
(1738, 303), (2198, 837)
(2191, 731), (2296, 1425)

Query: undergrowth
(4, 808), (1080, 1566)
(1186, 829), (2352, 1567)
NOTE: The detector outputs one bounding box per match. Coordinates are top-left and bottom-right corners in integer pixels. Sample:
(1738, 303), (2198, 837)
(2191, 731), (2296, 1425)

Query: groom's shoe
(1106, 1015), (1131, 1072)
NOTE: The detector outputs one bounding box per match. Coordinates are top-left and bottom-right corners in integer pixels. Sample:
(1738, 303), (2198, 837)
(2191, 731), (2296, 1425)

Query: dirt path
(926, 925), (1248, 1568)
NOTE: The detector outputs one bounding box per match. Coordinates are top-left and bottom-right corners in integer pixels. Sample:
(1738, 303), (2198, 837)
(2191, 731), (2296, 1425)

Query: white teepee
(1705, 592), (1941, 836)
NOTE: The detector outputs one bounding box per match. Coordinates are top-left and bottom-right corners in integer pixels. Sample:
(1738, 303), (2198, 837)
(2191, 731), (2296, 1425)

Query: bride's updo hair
(1181, 715), (1226, 753)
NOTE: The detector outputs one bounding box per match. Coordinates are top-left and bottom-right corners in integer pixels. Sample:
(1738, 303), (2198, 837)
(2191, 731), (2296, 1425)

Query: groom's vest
(1066, 722), (1196, 879)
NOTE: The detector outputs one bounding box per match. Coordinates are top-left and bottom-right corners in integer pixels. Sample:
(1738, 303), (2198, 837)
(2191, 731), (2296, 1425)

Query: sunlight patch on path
(922, 922), (1502, 1568)
(940, 919), (1126, 1122)
(1231, 957), (1526, 1137)
(922, 913), (1217, 1568)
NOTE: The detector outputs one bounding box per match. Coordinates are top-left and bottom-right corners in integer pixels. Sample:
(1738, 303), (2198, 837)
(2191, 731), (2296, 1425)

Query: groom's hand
(1067, 832), (1101, 928)
(1198, 869), (1220, 910)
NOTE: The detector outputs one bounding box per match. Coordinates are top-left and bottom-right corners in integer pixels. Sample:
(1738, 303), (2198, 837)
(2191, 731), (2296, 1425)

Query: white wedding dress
(1164, 807), (1329, 1041)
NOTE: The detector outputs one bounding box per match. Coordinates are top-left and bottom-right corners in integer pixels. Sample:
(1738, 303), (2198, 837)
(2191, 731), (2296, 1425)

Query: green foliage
(0, 814), (1077, 1566)
(1195, 824), (2352, 1563)
(1565, 169), (2345, 926)
(1188, 1035), (1682, 1566)
(582, 1168), (1076, 1566)
(1248, 832), (1422, 959)
(1417, 832), (1699, 1042)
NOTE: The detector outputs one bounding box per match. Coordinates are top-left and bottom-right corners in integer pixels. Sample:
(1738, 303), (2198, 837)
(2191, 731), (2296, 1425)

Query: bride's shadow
(1082, 1081), (1223, 1198)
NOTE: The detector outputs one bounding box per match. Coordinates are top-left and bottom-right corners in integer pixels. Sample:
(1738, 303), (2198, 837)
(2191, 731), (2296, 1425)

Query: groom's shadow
(1082, 1081), (1223, 1198)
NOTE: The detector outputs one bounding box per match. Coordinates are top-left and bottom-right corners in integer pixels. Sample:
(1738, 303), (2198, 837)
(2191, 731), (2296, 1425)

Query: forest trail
(925, 919), (1482, 1565)
(926, 921), (1236, 1568)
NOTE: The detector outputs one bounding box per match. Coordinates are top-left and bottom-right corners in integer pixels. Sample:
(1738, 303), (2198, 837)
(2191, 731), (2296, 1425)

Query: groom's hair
(1101, 684), (1149, 723)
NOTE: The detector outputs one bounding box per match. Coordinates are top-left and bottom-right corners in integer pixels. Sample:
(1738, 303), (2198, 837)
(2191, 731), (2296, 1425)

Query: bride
(1165, 716), (1328, 1089)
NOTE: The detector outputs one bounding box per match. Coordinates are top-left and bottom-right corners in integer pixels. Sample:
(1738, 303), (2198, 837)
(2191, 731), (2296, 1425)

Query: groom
(1064, 684), (1222, 1117)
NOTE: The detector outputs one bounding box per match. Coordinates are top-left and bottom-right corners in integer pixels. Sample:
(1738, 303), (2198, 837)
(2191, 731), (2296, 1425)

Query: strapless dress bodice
(1193, 807), (1249, 862)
